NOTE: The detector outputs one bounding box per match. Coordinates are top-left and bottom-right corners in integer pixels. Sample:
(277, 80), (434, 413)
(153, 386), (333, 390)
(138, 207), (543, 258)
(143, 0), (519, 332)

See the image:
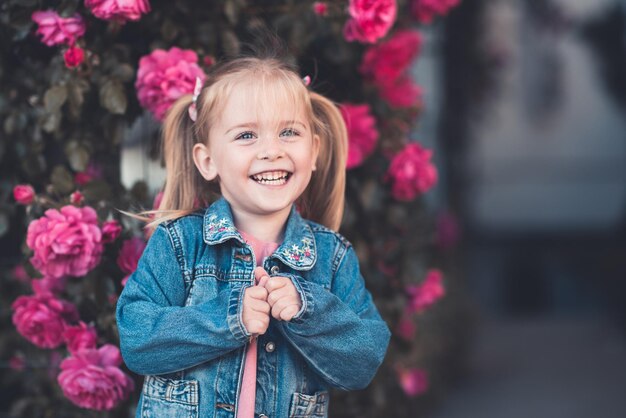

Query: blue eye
(280, 128), (300, 137)
(236, 131), (256, 140)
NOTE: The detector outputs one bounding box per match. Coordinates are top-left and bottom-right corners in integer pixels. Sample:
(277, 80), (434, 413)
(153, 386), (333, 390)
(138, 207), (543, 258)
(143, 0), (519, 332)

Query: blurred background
(1, 0), (626, 417)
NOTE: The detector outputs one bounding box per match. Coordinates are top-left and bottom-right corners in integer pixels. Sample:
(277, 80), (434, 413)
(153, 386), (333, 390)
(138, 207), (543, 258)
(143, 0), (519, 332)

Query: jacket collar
(203, 198), (317, 270)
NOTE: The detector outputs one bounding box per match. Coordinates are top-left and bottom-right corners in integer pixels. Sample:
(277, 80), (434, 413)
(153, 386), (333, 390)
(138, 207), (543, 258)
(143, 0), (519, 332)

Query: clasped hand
(242, 266), (302, 336)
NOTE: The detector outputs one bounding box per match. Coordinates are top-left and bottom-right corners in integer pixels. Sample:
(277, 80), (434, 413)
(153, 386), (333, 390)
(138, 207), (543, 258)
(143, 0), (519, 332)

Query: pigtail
(130, 94), (214, 230)
(300, 92), (348, 231)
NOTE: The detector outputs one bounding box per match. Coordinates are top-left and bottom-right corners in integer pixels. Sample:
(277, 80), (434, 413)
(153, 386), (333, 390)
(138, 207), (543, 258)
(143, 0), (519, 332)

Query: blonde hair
(143, 56), (347, 231)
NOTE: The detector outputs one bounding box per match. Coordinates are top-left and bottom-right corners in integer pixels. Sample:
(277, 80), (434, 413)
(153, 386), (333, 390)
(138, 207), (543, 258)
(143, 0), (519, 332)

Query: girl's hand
(265, 277), (302, 322)
(242, 268), (271, 336)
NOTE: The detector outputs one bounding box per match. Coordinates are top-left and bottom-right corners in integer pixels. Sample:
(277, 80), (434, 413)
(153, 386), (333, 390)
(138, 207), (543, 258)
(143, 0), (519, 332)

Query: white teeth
(251, 171), (290, 185)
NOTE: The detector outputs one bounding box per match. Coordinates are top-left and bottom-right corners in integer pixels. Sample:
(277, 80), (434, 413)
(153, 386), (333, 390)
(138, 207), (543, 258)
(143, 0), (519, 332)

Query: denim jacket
(116, 198), (391, 418)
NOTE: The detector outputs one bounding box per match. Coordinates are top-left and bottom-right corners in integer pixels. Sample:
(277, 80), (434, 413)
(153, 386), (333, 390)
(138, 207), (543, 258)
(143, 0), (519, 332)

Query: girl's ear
(193, 143), (218, 181)
(312, 134), (321, 171)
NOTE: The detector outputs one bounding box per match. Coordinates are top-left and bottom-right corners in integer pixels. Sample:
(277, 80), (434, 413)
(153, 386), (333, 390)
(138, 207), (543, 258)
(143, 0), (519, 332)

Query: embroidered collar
(202, 198), (317, 270)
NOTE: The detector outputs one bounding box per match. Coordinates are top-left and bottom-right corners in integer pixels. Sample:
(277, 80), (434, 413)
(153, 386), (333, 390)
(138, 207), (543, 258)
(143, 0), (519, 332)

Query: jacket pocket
(288, 391), (329, 418)
(141, 375), (199, 418)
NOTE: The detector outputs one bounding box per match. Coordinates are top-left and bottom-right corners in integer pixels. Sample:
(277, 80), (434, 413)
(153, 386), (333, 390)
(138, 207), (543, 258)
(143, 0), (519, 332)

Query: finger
(246, 286), (268, 301)
(254, 266), (269, 283)
(280, 304), (300, 321)
(271, 298), (300, 320)
(257, 275), (270, 288)
(249, 299), (270, 314)
(265, 276), (288, 293)
(267, 286), (290, 307)
(245, 318), (269, 335)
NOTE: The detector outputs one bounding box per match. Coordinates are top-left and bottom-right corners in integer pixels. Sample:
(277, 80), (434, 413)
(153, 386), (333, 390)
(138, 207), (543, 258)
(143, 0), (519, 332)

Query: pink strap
(236, 231), (279, 418)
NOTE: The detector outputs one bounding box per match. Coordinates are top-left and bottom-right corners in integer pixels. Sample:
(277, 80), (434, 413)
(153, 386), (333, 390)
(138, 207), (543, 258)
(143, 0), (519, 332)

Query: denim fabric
(116, 198), (391, 418)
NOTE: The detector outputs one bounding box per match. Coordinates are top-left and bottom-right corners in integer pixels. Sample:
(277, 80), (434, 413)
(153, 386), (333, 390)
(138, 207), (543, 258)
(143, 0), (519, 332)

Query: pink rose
(12, 293), (78, 348)
(406, 269), (445, 313)
(387, 142), (437, 201)
(396, 367), (429, 396)
(9, 355), (26, 371)
(58, 344), (134, 410)
(64, 44), (85, 68)
(31, 276), (67, 295)
(340, 103), (379, 169)
(31, 11), (86, 47)
(313, 2), (329, 16)
(12, 265), (30, 283)
(343, 0), (397, 44)
(70, 190), (84, 205)
(102, 220), (122, 243)
(360, 30), (422, 86)
(135, 47), (206, 121)
(13, 184), (35, 205)
(117, 237), (146, 285)
(411, 0), (461, 24)
(26, 205), (103, 279)
(396, 312), (416, 341)
(75, 162), (103, 185)
(64, 322), (98, 354)
(85, 0), (151, 22)
(379, 75), (422, 108)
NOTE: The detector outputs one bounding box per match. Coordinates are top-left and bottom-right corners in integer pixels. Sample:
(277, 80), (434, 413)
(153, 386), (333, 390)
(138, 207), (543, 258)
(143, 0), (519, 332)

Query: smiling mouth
(250, 170), (292, 185)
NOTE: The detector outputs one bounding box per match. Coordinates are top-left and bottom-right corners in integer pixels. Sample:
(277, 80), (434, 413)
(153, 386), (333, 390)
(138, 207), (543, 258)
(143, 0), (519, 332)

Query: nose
(256, 137), (285, 161)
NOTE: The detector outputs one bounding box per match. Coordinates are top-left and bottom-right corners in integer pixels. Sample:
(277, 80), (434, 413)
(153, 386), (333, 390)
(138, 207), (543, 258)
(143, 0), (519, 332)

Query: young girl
(116, 50), (391, 418)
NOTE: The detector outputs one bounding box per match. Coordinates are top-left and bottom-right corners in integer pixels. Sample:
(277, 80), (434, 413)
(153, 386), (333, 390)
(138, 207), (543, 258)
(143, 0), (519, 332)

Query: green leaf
(65, 141), (91, 172)
(40, 110), (62, 134)
(67, 79), (90, 119)
(99, 80), (127, 115)
(43, 85), (68, 113)
(51, 165), (74, 195)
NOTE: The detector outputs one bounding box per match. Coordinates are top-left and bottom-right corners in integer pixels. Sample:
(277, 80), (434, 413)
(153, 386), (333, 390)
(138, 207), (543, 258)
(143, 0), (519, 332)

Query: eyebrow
(225, 120), (307, 134)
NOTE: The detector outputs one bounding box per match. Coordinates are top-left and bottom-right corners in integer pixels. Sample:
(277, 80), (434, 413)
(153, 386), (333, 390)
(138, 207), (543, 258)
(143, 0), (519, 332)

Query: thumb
(254, 266), (269, 287)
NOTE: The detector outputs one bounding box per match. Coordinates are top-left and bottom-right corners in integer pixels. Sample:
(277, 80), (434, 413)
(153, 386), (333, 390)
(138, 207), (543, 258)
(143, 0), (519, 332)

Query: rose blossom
(343, 0), (397, 44)
(31, 276), (67, 295)
(102, 220), (122, 243)
(411, 0), (461, 24)
(396, 367), (429, 396)
(70, 190), (84, 205)
(313, 2), (329, 16)
(360, 30), (422, 86)
(13, 184), (35, 205)
(379, 76), (422, 108)
(135, 47), (206, 121)
(58, 344), (134, 410)
(396, 312), (416, 341)
(117, 237), (146, 285)
(387, 142), (437, 201)
(406, 269), (445, 313)
(12, 293), (78, 348)
(31, 11), (86, 47)
(26, 205), (103, 279)
(85, 0), (151, 22)
(340, 103), (379, 169)
(64, 44), (85, 68)
(12, 265), (30, 283)
(64, 322), (98, 354)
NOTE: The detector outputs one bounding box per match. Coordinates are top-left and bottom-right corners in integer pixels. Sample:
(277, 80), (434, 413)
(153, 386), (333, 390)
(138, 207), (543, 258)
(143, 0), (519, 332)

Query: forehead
(216, 77), (308, 129)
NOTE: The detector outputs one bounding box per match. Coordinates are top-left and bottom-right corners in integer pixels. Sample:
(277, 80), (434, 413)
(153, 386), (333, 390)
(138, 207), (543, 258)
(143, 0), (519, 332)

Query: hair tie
(302, 75), (311, 86)
(188, 77), (203, 122)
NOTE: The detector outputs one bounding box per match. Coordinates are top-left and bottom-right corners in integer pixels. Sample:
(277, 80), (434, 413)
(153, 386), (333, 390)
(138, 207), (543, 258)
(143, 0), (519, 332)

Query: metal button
(270, 265), (280, 275)
(259, 414), (268, 418)
(265, 341), (276, 353)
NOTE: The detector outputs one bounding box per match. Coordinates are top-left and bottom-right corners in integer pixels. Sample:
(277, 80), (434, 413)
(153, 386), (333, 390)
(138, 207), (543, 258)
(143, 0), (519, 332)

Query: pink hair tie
(188, 77), (203, 122)
(302, 75), (311, 86)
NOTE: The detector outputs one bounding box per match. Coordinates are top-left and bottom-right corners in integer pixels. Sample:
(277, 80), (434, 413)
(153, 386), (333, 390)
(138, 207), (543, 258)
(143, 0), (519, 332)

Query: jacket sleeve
(116, 225), (250, 376)
(275, 245), (391, 390)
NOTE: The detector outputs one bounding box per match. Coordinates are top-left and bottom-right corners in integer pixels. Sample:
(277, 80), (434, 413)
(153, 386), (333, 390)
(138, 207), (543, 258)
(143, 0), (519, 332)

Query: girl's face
(193, 82), (319, 224)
